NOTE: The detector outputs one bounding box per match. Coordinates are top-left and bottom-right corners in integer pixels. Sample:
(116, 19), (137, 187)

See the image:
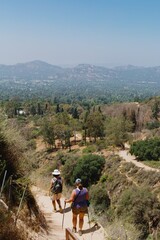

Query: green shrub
(72, 154), (105, 187)
(130, 138), (160, 161)
(90, 182), (110, 213)
(82, 145), (97, 153)
(96, 139), (106, 151)
(27, 139), (36, 149)
(116, 186), (160, 239)
(146, 121), (160, 130)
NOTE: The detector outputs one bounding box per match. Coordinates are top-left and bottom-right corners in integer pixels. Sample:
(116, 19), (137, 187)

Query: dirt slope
(32, 186), (105, 240)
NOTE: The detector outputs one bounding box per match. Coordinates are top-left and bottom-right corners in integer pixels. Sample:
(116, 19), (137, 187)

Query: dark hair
(78, 184), (83, 190)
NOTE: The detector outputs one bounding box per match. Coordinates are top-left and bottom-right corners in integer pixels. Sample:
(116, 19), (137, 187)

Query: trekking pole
(87, 208), (91, 229)
(0, 170), (7, 198)
(87, 208), (93, 240)
(62, 201), (66, 229)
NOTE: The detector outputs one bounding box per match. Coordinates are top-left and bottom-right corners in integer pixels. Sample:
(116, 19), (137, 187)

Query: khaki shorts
(72, 206), (88, 215)
(52, 193), (62, 201)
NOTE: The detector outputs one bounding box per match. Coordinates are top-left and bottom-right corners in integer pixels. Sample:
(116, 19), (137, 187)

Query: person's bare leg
(57, 199), (62, 212)
(52, 200), (56, 211)
(79, 212), (85, 230)
(78, 212), (85, 235)
(72, 213), (77, 231)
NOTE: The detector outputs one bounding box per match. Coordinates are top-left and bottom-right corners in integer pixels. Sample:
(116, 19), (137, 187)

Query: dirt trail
(32, 186), (105, 240)
(117, 150), (160, 172)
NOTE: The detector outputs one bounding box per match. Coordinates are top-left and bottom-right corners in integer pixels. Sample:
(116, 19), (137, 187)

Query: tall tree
(41, 119), (56, 149)
(152, 101), (159, 120)
(85, 111), (105, 142)
(105, 116), (133, 149)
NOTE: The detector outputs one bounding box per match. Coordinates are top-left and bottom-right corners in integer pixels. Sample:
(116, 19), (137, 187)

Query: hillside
(1, 97), (160, 240)
(1, 61), (160, 102)
(31, 138), (160, 240)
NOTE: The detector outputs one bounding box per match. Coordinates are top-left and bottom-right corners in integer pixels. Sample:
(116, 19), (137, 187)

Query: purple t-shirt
(73, 187), (88, 208)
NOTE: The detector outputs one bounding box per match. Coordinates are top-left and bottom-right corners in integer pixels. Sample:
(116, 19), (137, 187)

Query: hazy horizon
(1, 1), (160, 67)
(0, 59), (159, 69)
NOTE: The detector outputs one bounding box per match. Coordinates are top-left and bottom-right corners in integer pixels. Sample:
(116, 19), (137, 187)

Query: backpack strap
(73, 189), (81, 203)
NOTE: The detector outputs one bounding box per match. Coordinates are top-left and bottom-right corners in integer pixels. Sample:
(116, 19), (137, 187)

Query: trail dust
(32, 186), (105, 240)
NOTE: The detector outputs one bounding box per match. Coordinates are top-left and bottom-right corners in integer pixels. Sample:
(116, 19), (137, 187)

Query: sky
(0, 0), (160, 67)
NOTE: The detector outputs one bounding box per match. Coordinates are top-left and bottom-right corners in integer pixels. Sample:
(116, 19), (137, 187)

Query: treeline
(9, 100), (135, 150)
(1, 97), (160, 157)
(1, 97), (160, 160)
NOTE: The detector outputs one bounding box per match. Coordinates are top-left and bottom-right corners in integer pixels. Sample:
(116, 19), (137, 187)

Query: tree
(85, 111), (105, 142)
(152, 101), (159, 120)
(72, 154), (105, 187)
(72, 107), (79, 119)
(54, 124), (66, 149)
(69, 118), (81, 144)
(82, 110), (90, 144)
(55, 104), (60, 113)
(130, 110), (137, 132)
(30, 105), (36, 116)
(105, 116), (133, 149)
(41, 119), (56, 149)
(37, 102), (43, 115)
(55, 112), (70, 125)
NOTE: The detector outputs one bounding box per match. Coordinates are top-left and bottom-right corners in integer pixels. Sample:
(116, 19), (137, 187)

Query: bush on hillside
(130, 138), (160, 161)
(82, 144), (97, 153)
(116, 186), (160, 239)
(0, 220), (25, 240)
(72, 154), (105, 187)
(146, 121), (160, 130)
(105, 219), (141, 240)
(90, 182), (110, 213)
(62, 154), (105, 187)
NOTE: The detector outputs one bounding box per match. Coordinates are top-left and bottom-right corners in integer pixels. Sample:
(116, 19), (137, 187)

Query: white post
(0, 170), (7, 198)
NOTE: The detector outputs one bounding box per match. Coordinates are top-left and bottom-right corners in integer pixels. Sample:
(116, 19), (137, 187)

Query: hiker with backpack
(65, 178), (89, 236)
(49, 169), (63, 213)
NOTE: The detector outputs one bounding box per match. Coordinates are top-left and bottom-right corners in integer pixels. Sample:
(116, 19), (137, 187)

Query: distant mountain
(1, 60), (160, 102)
(0, 60), (64, 80)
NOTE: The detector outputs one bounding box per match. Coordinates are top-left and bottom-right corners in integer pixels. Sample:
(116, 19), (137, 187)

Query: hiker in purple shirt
(65, 178), (89, 236)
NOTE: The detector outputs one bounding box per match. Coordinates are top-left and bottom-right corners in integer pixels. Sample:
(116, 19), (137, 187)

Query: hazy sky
(1, 0), (160, 66)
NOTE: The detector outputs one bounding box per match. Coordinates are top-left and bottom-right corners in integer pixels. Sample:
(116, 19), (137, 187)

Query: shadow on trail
(83, 224), (100, 234)
(63, 206), (71, 213)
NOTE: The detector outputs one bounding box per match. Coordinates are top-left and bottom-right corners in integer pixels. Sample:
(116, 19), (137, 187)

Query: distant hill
(1, 60), (160, 102)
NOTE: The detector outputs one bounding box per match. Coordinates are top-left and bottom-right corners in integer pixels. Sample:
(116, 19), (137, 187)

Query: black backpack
(52, 178), (62, 194)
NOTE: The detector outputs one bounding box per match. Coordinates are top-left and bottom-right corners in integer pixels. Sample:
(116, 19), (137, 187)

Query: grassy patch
(143, 160), (160, 169)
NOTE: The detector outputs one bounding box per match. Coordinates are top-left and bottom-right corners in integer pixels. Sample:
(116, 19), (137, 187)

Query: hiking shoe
(59, 207), (63, 213)
(53, 209), (57, 213)
(72, 227), (76, 233)
(78, 230), (83, 236)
